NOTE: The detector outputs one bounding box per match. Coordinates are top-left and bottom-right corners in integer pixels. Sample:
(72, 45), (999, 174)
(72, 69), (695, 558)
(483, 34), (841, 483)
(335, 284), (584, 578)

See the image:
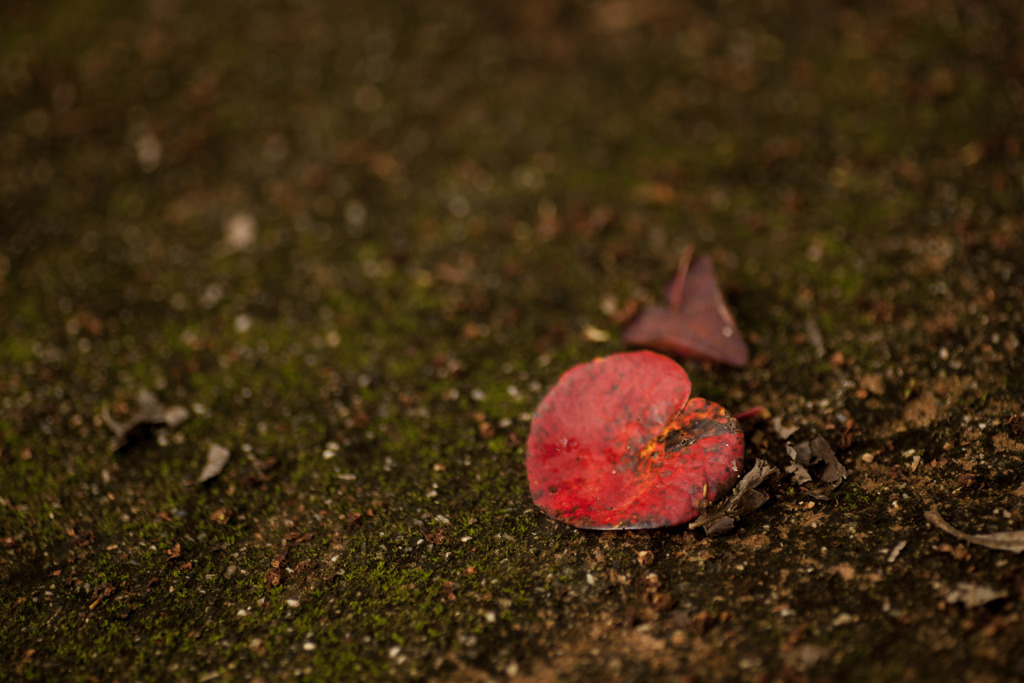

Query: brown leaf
(622, 248), (750, 367)
(264, 568), (283, 591)
(210, 507), (232, 524)
(785, 436), (846, 495)
(689, 459), (778, 537)
(165, 543), (182, 563)
(925, 507), (1024, 553)
(284, 532), (313, 545)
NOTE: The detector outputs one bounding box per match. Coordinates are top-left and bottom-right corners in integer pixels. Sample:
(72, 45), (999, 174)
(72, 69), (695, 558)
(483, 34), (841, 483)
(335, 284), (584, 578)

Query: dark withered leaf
(101, 388), (190, 452)
(702, 516), (735, 536)
(689, 459), (778, 537)
(785, 435), (846, 494)
(1010, 413), (1023, 436)
(814, 438), (847, 484)
(925, 507), (1024, 554)
(621, 248), (750, 367)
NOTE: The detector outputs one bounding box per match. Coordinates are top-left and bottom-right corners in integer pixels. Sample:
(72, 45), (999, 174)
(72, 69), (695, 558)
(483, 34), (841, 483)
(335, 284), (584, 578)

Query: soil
(2, 0), (1024, 681)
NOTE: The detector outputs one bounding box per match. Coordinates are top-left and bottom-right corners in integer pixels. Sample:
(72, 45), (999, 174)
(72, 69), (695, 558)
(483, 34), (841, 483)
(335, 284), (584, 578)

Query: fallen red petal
(526, 351), (745, 530)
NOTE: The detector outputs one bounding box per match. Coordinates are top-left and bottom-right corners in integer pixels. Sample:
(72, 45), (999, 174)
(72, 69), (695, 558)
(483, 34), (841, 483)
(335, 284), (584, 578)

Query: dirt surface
(3, 0), (1024, 680)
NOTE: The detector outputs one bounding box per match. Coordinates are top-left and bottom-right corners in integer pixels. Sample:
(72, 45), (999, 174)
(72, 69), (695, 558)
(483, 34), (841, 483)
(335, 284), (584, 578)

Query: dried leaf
(198, 443), (232, 483)
(944, 582), (1009, 608)
(101, 388), (190, 452)
(785, 461), (813, 485)
(622, 248), (749, 367)
(771, 416), (800, 440)
(785, 436), (846, 495)
(689, 459), (778, 537)
(925, 507), (1024, 554)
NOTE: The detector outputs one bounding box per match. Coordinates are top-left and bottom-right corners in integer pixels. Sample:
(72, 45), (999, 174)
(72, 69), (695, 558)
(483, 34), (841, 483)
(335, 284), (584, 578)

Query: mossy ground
(3, 0), (1024, 680)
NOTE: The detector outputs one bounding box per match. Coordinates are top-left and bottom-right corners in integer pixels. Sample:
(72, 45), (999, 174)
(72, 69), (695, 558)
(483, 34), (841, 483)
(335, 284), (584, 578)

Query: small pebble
(224, 212), (258, 251)
(233, 314), (253, 334)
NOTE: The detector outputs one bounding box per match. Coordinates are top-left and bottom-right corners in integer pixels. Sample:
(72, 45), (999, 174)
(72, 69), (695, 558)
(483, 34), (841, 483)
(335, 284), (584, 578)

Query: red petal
(526, 351), (744, 529)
